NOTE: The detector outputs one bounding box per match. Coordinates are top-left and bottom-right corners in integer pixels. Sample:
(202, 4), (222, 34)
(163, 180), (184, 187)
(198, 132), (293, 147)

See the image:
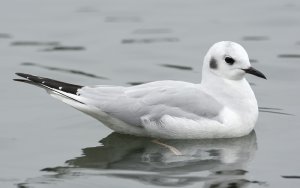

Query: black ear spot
(210, 57), (217, 69)
(225, 56), (235, 65)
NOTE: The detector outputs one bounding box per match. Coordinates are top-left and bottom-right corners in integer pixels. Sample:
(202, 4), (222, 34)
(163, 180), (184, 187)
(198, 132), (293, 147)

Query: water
(1, 0), (300, 187)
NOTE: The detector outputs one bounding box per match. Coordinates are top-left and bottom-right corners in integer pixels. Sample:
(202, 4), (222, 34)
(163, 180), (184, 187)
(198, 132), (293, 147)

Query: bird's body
(14, 41), (266, 139)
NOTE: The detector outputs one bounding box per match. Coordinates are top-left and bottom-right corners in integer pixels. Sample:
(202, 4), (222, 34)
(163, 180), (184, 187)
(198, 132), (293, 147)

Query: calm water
(1, 0), (300, 187)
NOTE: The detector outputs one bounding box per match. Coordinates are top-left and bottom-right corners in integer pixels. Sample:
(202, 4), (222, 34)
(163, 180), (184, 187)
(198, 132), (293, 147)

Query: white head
(202, 41), (266, 81)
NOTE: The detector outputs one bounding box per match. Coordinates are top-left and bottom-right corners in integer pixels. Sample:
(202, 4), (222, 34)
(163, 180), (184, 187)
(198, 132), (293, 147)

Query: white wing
(78, 81), (224, 127)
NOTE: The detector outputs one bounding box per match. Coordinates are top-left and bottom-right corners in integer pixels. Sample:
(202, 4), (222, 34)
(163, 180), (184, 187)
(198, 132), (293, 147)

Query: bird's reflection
(38, 131), (264, 187)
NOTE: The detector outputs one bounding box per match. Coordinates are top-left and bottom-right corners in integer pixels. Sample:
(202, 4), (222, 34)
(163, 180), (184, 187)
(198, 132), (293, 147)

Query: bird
(14, 41), (266, 139)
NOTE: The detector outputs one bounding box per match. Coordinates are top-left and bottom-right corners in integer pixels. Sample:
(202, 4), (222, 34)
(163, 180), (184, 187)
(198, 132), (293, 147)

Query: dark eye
(225, 56), (235, 65)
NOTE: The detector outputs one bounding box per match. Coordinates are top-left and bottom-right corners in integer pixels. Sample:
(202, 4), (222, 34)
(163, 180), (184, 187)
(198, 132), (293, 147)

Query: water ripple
(242, 36), (269, 41)
(122, 37), (179, 44)
(11, 41), (60, 46)
(282, 175), (300, 179)
(160, 64), (193, 71)
(278, 54), (300, 58)
(21, 62), (107, 79)
(259, 107), (293, 116)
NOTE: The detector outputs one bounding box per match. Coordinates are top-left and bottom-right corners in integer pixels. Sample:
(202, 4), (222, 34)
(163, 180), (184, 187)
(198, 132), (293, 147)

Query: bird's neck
(201, 73), (258, 112)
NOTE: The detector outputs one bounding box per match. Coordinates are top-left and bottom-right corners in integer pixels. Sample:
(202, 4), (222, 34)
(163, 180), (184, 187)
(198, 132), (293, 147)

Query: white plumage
(15, 41), (266, 139)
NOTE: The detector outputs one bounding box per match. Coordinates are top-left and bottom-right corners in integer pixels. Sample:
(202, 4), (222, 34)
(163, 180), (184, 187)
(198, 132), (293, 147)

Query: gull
(14, 41), (266, 139)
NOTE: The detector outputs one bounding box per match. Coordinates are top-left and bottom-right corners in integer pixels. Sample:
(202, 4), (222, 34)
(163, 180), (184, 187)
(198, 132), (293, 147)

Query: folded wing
(78, 81), (224, 127)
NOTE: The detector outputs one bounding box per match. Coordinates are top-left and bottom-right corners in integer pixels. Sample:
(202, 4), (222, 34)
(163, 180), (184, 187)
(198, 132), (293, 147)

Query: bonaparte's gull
(14, 41), (266, 139)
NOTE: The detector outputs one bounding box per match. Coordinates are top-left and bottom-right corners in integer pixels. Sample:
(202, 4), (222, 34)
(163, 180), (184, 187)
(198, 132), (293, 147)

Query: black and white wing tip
(14, 72), (83, 95)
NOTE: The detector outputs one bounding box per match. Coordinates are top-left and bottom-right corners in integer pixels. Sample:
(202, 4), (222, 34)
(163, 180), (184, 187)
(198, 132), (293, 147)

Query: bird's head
(203, 41), (266, 81)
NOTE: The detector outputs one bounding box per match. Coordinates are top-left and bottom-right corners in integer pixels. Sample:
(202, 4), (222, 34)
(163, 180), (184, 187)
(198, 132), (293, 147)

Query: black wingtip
(14, 72), (83, 95)
(14, 72), (37, 83)
(13, 78), (35, 85)
(15, 72), (26, 77)
(15, 72), (33, 79)
(13, 78), (27, 82)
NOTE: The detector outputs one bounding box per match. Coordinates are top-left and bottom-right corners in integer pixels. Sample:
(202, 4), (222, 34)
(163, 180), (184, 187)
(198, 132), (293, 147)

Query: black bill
(243, 67), (267, 79)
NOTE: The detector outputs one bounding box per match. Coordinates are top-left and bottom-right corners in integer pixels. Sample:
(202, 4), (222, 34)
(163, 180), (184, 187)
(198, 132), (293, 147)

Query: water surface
(1, 0), (300, 187)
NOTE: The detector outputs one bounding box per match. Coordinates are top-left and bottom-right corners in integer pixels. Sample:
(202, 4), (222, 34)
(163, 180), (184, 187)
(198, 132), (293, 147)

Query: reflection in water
(21, 62), (107, 79)
(26, 131), (264, 187)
